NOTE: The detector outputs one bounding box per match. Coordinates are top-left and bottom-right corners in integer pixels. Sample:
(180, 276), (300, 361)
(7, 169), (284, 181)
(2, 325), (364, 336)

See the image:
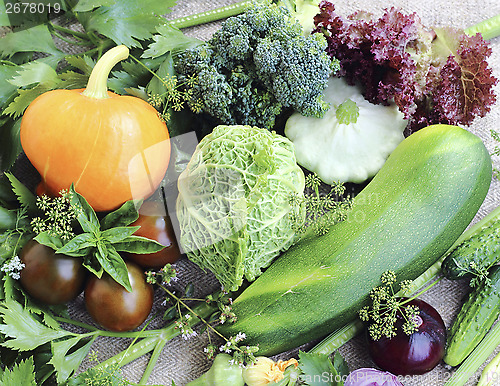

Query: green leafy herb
(0, 357), (37, 386)
(142, 24), (203, 58)
(4, 173), (37, 211)
(31, 189), (81, 241)
(49, 336), (96, 384)
(290, 174), (352, 236)
(298, 350), (347, 386)
(33, 186), (164, 291)
(79, 0), (177, 47)
(0, 300), (72, 351)
(358, 271), (420, 341)
(0, 24), (65, 66)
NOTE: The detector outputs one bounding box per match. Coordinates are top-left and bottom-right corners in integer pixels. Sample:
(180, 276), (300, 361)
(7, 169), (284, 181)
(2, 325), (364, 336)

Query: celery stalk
(465, 14), (500, 39)
(168, 1), (252, 29)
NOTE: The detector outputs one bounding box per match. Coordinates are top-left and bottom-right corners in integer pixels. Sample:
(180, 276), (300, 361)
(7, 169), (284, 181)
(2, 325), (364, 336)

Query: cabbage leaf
(176, 125), (305, 291)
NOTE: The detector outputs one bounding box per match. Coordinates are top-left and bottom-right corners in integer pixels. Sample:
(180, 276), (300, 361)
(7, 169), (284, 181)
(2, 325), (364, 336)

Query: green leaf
(57, 70), (90, 89)
(107, 59), (154, 95)
(72, 0), (116, 12)
(50, 336), (95, 383)
(8, 61), (59, 88)
(0, 64), (19, 108)
(0, 357), (36, 386)
(101, 226), (139, 243)
(4, 173), (37, 211)
(3, 83), (55, 118)
(143, 24), (202, 58)
(100, 199), (141, 230)
(112, 235), (165, 254)
(0, 206), (17, 230)
(95, 244), (131, 291)
(70, 185), (99, 234)
(64, 55), (95, 75)
(146, 53), (173, 106)
(80, 0), (177, 47)
(298, 351), (343, 386)
(82, 255), (103, 278)
(0, 24), (65, 65)
(0, 300), (71, 351)
(67, 366), (127, 386)
(332, 351), (349, 379)
(34, 232), (65, 251)
(0, 119), (21, 173)
(56, 233), (97, 256)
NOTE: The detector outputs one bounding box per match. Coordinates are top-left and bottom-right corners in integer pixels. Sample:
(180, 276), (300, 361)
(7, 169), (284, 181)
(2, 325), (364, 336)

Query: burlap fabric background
(3, 0), (500, 385)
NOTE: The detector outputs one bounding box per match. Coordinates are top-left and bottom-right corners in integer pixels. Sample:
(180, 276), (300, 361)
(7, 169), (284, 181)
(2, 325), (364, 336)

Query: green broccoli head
(174, 0), (332, 130)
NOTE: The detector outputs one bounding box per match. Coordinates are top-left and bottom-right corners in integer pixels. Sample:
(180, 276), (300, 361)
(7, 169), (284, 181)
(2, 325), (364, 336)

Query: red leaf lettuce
(314, 1), (498, 134)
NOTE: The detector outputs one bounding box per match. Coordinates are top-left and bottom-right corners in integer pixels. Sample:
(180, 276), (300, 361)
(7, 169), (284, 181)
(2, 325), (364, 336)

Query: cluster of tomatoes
(18, 201), (181, 332)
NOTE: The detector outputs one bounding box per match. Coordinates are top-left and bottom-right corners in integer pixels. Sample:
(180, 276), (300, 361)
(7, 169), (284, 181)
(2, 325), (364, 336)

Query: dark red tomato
(126, 201), (181, 269)
(367, 298), (446, 375)
(19, 239), (87, 305)
(84, 261), (154, 332)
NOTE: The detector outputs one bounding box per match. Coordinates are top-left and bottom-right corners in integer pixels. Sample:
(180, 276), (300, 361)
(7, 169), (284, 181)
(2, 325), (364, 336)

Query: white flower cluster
(1, 256), (25, 280)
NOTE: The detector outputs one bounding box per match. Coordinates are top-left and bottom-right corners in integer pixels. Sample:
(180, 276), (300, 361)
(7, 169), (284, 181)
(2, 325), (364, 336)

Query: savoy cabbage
(176, 125), (305, 291)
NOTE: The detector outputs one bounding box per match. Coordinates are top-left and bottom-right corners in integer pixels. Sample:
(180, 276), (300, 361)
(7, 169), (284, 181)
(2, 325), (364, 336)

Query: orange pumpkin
(20, 45), (170, 212)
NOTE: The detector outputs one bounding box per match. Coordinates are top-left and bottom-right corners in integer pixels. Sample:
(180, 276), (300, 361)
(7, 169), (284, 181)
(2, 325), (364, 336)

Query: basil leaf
(83, 254), (103, 278)
(34, 232), (65, 251)
(100, 199), (141, 230)
(56, 233), (96, 257)
(101, 226), (139, 244)
(112, 235), (165, 254)
(69, 185), (99, 234)
(95, 244), (131, 292)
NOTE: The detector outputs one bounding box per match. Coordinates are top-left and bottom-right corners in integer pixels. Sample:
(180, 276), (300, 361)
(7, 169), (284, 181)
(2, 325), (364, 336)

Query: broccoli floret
(174, 0), (332, 130)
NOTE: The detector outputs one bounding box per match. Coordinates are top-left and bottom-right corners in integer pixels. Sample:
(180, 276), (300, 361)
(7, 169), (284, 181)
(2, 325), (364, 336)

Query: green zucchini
(444, 265), (500, 367)
(219, 124), (492, 355)
(442, 222), (500, 280)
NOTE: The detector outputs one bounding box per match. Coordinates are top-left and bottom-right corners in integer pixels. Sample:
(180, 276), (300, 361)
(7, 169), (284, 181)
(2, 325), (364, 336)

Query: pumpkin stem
(82, 45), (129, 99)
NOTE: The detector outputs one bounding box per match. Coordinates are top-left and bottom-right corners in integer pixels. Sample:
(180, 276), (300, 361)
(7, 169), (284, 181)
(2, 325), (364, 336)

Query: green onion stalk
(167, 1), (500, 40)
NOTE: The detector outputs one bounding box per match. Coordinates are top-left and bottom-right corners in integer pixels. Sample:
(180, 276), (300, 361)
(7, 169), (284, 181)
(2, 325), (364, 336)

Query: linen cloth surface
(6, 0), (500, 385)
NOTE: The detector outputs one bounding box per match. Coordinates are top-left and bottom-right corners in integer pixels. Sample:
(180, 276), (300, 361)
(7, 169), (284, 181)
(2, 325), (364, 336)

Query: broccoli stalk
(168, 0), (321, 34)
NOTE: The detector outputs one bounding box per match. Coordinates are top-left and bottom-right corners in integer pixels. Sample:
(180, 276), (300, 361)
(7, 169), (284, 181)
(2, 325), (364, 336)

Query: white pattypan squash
(285, 76), (407, 184)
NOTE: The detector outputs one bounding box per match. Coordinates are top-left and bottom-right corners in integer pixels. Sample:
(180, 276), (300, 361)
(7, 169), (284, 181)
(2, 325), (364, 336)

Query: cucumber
(442, 223), (500, 280)
(219, 124), (492, 355)
(444, 265), (500, 367)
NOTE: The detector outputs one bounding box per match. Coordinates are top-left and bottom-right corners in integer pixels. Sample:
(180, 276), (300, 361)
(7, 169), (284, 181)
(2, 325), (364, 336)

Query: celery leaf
(0, 24), (64, 65)
(0, 357), (36, 386)
(50, 336), (95, 383)
(0, 300), (71, 351)
(80, 0), (177, 47)
(298, 351), (345, 386)
(142, 25), (203, 58)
